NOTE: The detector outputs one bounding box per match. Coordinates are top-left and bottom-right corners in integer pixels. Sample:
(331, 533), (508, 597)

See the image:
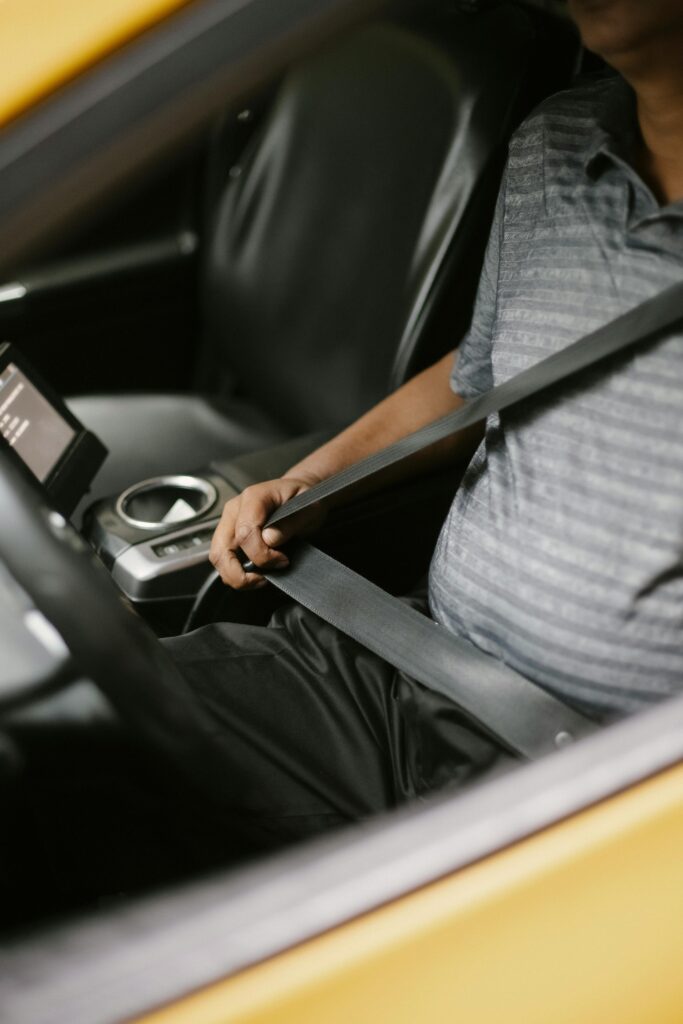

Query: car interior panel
(0, 0), (582, 783)
(62, 4), (577, 511)
(14, 2), (681, 1001)
(22, 3), (577, 638)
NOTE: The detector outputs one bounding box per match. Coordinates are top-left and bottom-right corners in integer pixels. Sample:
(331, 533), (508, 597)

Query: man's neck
(633, 80), (683, 205)
(613, 50), (683, 205)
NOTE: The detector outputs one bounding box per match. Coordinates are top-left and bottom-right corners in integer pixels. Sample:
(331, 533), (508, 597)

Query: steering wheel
(0, 453), (231, 799)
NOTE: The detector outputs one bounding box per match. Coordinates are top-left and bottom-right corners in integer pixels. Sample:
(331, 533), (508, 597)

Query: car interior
(0, 0), (591, 937)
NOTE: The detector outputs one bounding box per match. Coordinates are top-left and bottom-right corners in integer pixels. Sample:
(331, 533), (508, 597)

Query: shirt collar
(583, 74), (639, 178)
(583, 74), (683, 224)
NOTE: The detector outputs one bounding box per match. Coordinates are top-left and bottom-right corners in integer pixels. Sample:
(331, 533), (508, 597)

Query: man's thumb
(262, 526), (284, 547)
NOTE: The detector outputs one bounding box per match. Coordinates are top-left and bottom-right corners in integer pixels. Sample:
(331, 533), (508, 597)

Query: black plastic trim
(1, 692), (682, 1024)
(0, 343), (107, 515)
(0, 0), (396, 275)
(5, 232), (198, 300)
(0, 1), (673, 1022)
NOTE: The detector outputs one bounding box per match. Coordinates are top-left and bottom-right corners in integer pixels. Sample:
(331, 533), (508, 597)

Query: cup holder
(116, 475), (218, 531)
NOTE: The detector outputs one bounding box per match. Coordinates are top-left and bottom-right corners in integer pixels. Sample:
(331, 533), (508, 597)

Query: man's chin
(569, 0), (683, 64)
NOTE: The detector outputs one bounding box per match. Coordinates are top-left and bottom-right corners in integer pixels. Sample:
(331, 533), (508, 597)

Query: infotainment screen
(0, 361), (76, 482)
(0, 343), (107, 515)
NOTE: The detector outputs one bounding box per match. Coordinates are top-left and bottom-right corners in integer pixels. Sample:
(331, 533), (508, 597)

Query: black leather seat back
(202, 7), (541, 434)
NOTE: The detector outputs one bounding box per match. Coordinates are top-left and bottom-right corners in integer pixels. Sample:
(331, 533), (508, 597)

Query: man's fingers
(235, 519), (289, 569)
(261, 526), (284, 548)
(232, 487), (290, 568)
(213, 548), (265, 589)
(209, 478), (319, 589)
(262, 503), (323, 548)
(214, 548), (248, 586)
(210, 495), (241, 562)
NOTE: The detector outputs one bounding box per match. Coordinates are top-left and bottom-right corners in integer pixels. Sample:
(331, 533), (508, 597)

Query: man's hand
(209, 349), (467, 591)
(209, 475), (324, 589)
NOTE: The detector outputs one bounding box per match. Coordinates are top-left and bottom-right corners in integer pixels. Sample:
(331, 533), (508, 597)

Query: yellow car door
(0, 3), (681, 1023)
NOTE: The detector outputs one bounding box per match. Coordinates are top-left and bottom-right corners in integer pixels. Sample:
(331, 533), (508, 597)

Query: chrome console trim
(115, 474), (217, 531)
(111, 516), (221, 598)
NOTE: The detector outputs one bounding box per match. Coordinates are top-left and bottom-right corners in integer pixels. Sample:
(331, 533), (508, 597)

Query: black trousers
(3, 597), (508, 925)
(160, 597), (509, 847)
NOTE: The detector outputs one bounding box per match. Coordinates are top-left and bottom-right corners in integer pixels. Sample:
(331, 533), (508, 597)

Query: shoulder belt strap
(243, 280), (683, 759)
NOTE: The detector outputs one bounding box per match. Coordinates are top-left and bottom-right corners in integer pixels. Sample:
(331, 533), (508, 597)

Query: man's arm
(210, 349), (482, 589)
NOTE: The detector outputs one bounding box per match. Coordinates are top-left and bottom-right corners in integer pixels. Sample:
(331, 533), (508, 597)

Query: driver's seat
(69, 6), (571, 513)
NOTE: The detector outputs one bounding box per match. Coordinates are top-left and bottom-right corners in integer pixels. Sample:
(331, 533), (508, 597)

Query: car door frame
(0, 1), (682, 1022)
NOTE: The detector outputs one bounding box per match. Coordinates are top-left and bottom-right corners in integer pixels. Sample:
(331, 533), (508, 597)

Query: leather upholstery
(202, 9), (536, 432)
(68, 393), (282, 518)
(74, 5), (564, 503)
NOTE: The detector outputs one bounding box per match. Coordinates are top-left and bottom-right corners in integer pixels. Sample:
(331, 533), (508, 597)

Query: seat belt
(267, 280), (683, 525)
(232, 280), (683, 759)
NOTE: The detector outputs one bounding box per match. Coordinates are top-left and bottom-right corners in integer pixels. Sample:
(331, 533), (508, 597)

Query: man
(166, 0), (683, 844)
(5, 2), (683, 924)
(9, 4), (682, 897)
(160, 0), (683, 851)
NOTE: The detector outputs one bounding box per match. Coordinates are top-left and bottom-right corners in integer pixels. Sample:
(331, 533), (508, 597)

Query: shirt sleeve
(451, 167), (506, 398)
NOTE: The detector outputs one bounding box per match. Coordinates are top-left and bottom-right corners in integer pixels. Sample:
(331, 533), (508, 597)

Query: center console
(82, 433), (326, 633)
(1, 344), (447, 638)
(0, 342), (325, 634)
(86, 471), (236, 603)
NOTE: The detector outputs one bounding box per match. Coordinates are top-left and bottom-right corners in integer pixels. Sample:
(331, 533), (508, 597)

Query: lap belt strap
(249, 280), (683, 759)
(261, 541), (595, 758)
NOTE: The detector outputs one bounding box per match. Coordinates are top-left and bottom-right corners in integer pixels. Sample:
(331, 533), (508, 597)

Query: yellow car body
(0, 3), (681, 1023)
(150, 768), (683, 1024)
(0, 0), (192, 126)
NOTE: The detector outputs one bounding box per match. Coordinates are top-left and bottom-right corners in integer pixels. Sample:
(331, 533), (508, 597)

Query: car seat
(69, 4), (576, 513)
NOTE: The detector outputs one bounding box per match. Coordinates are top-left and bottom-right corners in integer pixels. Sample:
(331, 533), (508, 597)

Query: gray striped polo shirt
(428, 74), (683, 718)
